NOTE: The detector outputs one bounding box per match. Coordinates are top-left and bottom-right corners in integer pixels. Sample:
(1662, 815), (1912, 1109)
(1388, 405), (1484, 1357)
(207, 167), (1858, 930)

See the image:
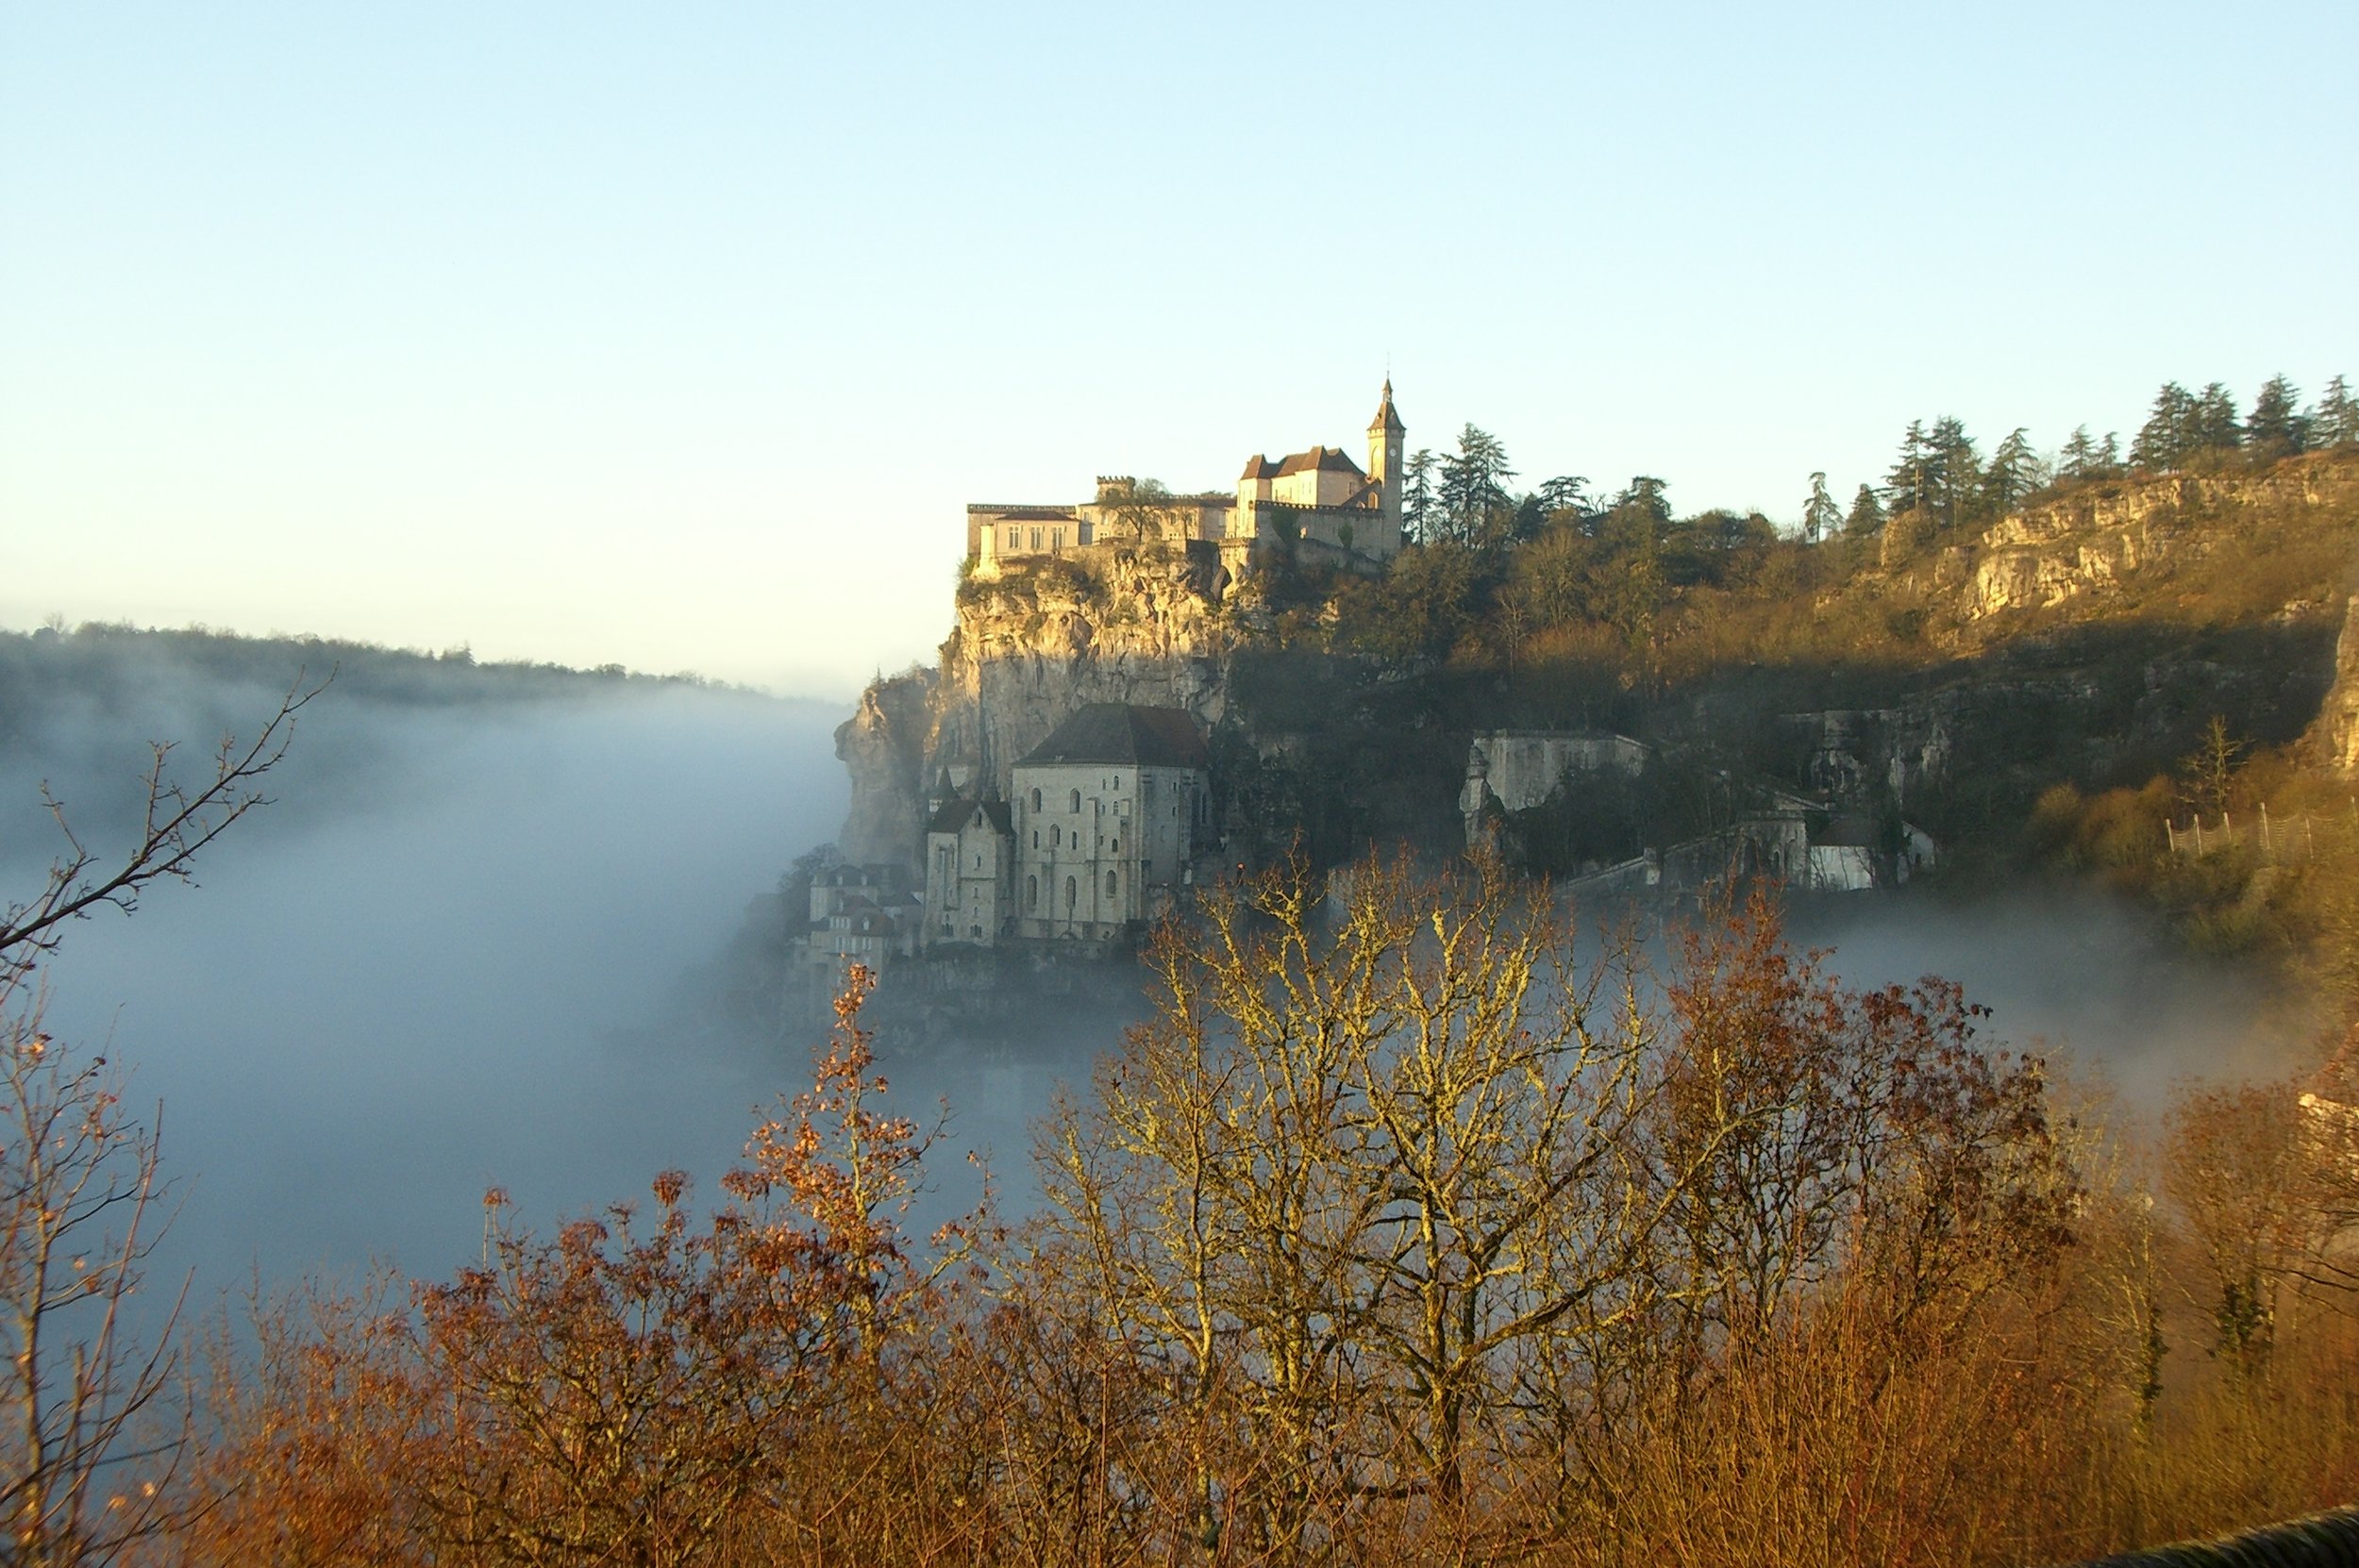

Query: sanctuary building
(965, 382), (1409, 579)
(922, 703), (1212, 948)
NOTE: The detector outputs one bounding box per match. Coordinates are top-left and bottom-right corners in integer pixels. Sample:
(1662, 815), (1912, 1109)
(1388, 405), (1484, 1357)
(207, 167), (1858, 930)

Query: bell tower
(1366, 378), (1406, 542)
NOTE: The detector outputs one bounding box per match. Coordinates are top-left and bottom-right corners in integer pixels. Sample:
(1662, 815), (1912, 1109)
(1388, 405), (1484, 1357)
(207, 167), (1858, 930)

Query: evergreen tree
(2099, 430), (2122, 469)
(1885, 421), (1933, 517)
(1802, 472), (1842, 543)
(2246, 375), (2308, 456)
(2059, 425), (2100, 479)
(2193, 382), (2242, 455)
(1436, 425), (1516, 547)
(2313, 375), (2359, 448)
(1845, 483), (1885, 536)
(1927, 415), (1981, 530)
(2131, 382), (2199, 471)
(1534, 475), (1592, 525)
(1401, 448), (1438, 542)
(1982, 427), (2044, 517)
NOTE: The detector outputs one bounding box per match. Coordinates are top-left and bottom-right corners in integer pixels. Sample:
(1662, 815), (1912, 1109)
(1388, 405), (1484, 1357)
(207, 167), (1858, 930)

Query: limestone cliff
(2317, 593), (2359, 776)
(833, 544), (1244, 872)
(1928, 456), (2358, 627)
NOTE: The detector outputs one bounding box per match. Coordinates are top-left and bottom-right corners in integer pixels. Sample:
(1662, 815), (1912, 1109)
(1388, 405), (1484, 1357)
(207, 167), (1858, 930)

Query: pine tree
(2246, 375), (2308, 456)
(1845, 483), (1886, 536)
(1802, 472), (1842, 543)
(2059, 425), (2100, 479)
(1436, 425), (1516, 547)
(1927, 415), (1981, 530)
(2131, 382), (2199, 471)
(1982, 427), (2043, 516)
(1401, 448), (1438, 542)
(1885, 421), (1932, 517)
(2313, 375), (2359, 449)
(2193, 382), (2242, 455)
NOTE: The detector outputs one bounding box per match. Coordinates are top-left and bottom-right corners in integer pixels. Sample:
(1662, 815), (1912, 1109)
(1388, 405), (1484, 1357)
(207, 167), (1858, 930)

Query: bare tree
(1, 676), (318, 1564)
(2, 677), (324, 991)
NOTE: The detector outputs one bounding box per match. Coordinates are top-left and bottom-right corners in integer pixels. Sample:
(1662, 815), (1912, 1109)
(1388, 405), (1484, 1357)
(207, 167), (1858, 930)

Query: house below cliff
(920, 702), (1213, 951)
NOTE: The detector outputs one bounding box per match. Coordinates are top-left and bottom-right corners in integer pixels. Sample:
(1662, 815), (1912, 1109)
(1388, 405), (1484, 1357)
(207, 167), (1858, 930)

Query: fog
(0, 659), (2314, 1345)
(3, 674), (871, 1320)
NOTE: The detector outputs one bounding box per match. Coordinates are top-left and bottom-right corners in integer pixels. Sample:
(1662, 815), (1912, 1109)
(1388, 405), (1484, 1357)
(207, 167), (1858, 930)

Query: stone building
(916, 703), (1212, 946)
(966, 383), (1409, 579)
(923, 792), (1014, 946)
(1012, 704), (1211, 940)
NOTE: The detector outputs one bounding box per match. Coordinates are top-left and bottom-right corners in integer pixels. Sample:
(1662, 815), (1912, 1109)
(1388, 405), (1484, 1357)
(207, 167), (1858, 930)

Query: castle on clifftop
(964, 381), (1408, 578)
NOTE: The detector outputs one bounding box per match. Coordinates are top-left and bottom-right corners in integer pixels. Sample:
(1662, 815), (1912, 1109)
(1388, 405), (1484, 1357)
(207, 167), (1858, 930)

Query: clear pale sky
(4, 3), (2353, 696)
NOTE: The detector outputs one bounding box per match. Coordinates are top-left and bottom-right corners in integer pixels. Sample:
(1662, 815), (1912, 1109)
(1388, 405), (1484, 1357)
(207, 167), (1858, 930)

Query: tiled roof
(928, 795), (1014, 836)
(1274, 445), (1365, 478)
(1240, 455), (1279, 480)
(1367, 378), (1405, 435)
(1017, 703), (1210, 770)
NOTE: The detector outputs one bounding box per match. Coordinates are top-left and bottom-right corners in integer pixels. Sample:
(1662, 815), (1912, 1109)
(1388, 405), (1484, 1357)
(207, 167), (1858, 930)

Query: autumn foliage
(11, 859), (2359, 1565)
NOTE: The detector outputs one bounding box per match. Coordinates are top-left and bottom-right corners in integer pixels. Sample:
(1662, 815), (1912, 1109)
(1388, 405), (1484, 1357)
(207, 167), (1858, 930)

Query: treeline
(13, 854), (2359, 1566)
(0, 619), (737, 734)
(1296, 375), (2357, 691)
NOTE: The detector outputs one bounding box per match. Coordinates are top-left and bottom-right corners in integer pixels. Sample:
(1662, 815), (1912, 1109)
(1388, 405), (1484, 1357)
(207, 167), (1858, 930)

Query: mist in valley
(2, 659), (873, 1328)
(0, 641), (2316, 1348)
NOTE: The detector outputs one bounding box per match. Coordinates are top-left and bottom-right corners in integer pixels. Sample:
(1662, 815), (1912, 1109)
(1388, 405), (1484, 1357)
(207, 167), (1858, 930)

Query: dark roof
(1367, 378), (1405, 434)
(928, 795), (1014, 836)
(980, 507), (1079, 522)
(1815, 816), (1882, 849)
(1017, 704), (1210, 770)
(1274, 445), (1365, 478)
(1240, 454), (1278, 480)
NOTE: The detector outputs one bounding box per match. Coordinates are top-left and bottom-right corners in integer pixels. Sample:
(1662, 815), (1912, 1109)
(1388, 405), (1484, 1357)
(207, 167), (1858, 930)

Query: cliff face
(832, 455), (2359, 876)
(833, 545), (1243, 872)
(1945, 459), (2358, 624)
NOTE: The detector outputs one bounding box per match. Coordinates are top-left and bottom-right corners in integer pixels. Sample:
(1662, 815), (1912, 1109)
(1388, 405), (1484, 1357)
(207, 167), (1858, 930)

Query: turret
(1367, 379), (1406, 543)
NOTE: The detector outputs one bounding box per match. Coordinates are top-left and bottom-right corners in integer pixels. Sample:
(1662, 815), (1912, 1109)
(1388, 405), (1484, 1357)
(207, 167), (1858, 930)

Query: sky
(3, 2), (2354, 697)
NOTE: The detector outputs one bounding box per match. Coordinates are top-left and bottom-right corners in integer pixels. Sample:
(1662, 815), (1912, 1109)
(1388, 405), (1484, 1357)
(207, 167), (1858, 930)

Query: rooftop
(1017, 703), (1210, 770)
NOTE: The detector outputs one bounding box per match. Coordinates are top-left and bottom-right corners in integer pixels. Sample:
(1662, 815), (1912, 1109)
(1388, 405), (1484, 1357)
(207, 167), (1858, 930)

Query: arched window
(1052, 825), (1062, 848)
(1063, 876), (1077, 912)
(1105, 869), (1118, 897)
(1026, 875), (1038, 910)
(1068, 788), (1080, 813)
(1030, 788), (1042, 812)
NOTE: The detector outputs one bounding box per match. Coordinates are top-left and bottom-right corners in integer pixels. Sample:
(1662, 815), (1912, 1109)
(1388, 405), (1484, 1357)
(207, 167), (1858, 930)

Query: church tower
(1366, 378), (1406, 542)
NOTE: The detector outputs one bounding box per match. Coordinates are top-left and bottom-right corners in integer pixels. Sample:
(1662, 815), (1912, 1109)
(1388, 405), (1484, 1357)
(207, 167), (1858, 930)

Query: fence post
(2167, 818), (2177, 855)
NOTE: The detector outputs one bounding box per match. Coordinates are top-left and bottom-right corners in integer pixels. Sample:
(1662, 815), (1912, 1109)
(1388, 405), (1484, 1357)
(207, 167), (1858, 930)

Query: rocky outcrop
(1959, 459), (2358, 621)
(2317, 593), (2359, 776)
(832, 668), (938, 873)
(833, 545), (1242, 866)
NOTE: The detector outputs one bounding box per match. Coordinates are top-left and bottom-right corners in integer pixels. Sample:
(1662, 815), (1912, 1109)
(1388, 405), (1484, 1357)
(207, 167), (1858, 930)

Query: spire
(1367, 377), (1404, 435)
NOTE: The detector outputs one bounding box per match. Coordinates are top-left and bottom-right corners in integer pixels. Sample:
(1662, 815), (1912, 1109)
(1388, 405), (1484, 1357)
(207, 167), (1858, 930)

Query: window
(1068, 789), (1080, 812)
(1026, 875), (1038, 910)
(1030, 788), (1042, 811)
(1052, 825), (1062, 848)
(1005, 525), (1018, 548)
(1106, 869), (1118, 897)
(1064, 876), (1077, 912)
(1029, 527), (1042, 550)
(1113, 775), (1121, 790)
(1051, 526), (1065, 549)
(973, 853), (982, 870)
(1031, 829), (1039, 848)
